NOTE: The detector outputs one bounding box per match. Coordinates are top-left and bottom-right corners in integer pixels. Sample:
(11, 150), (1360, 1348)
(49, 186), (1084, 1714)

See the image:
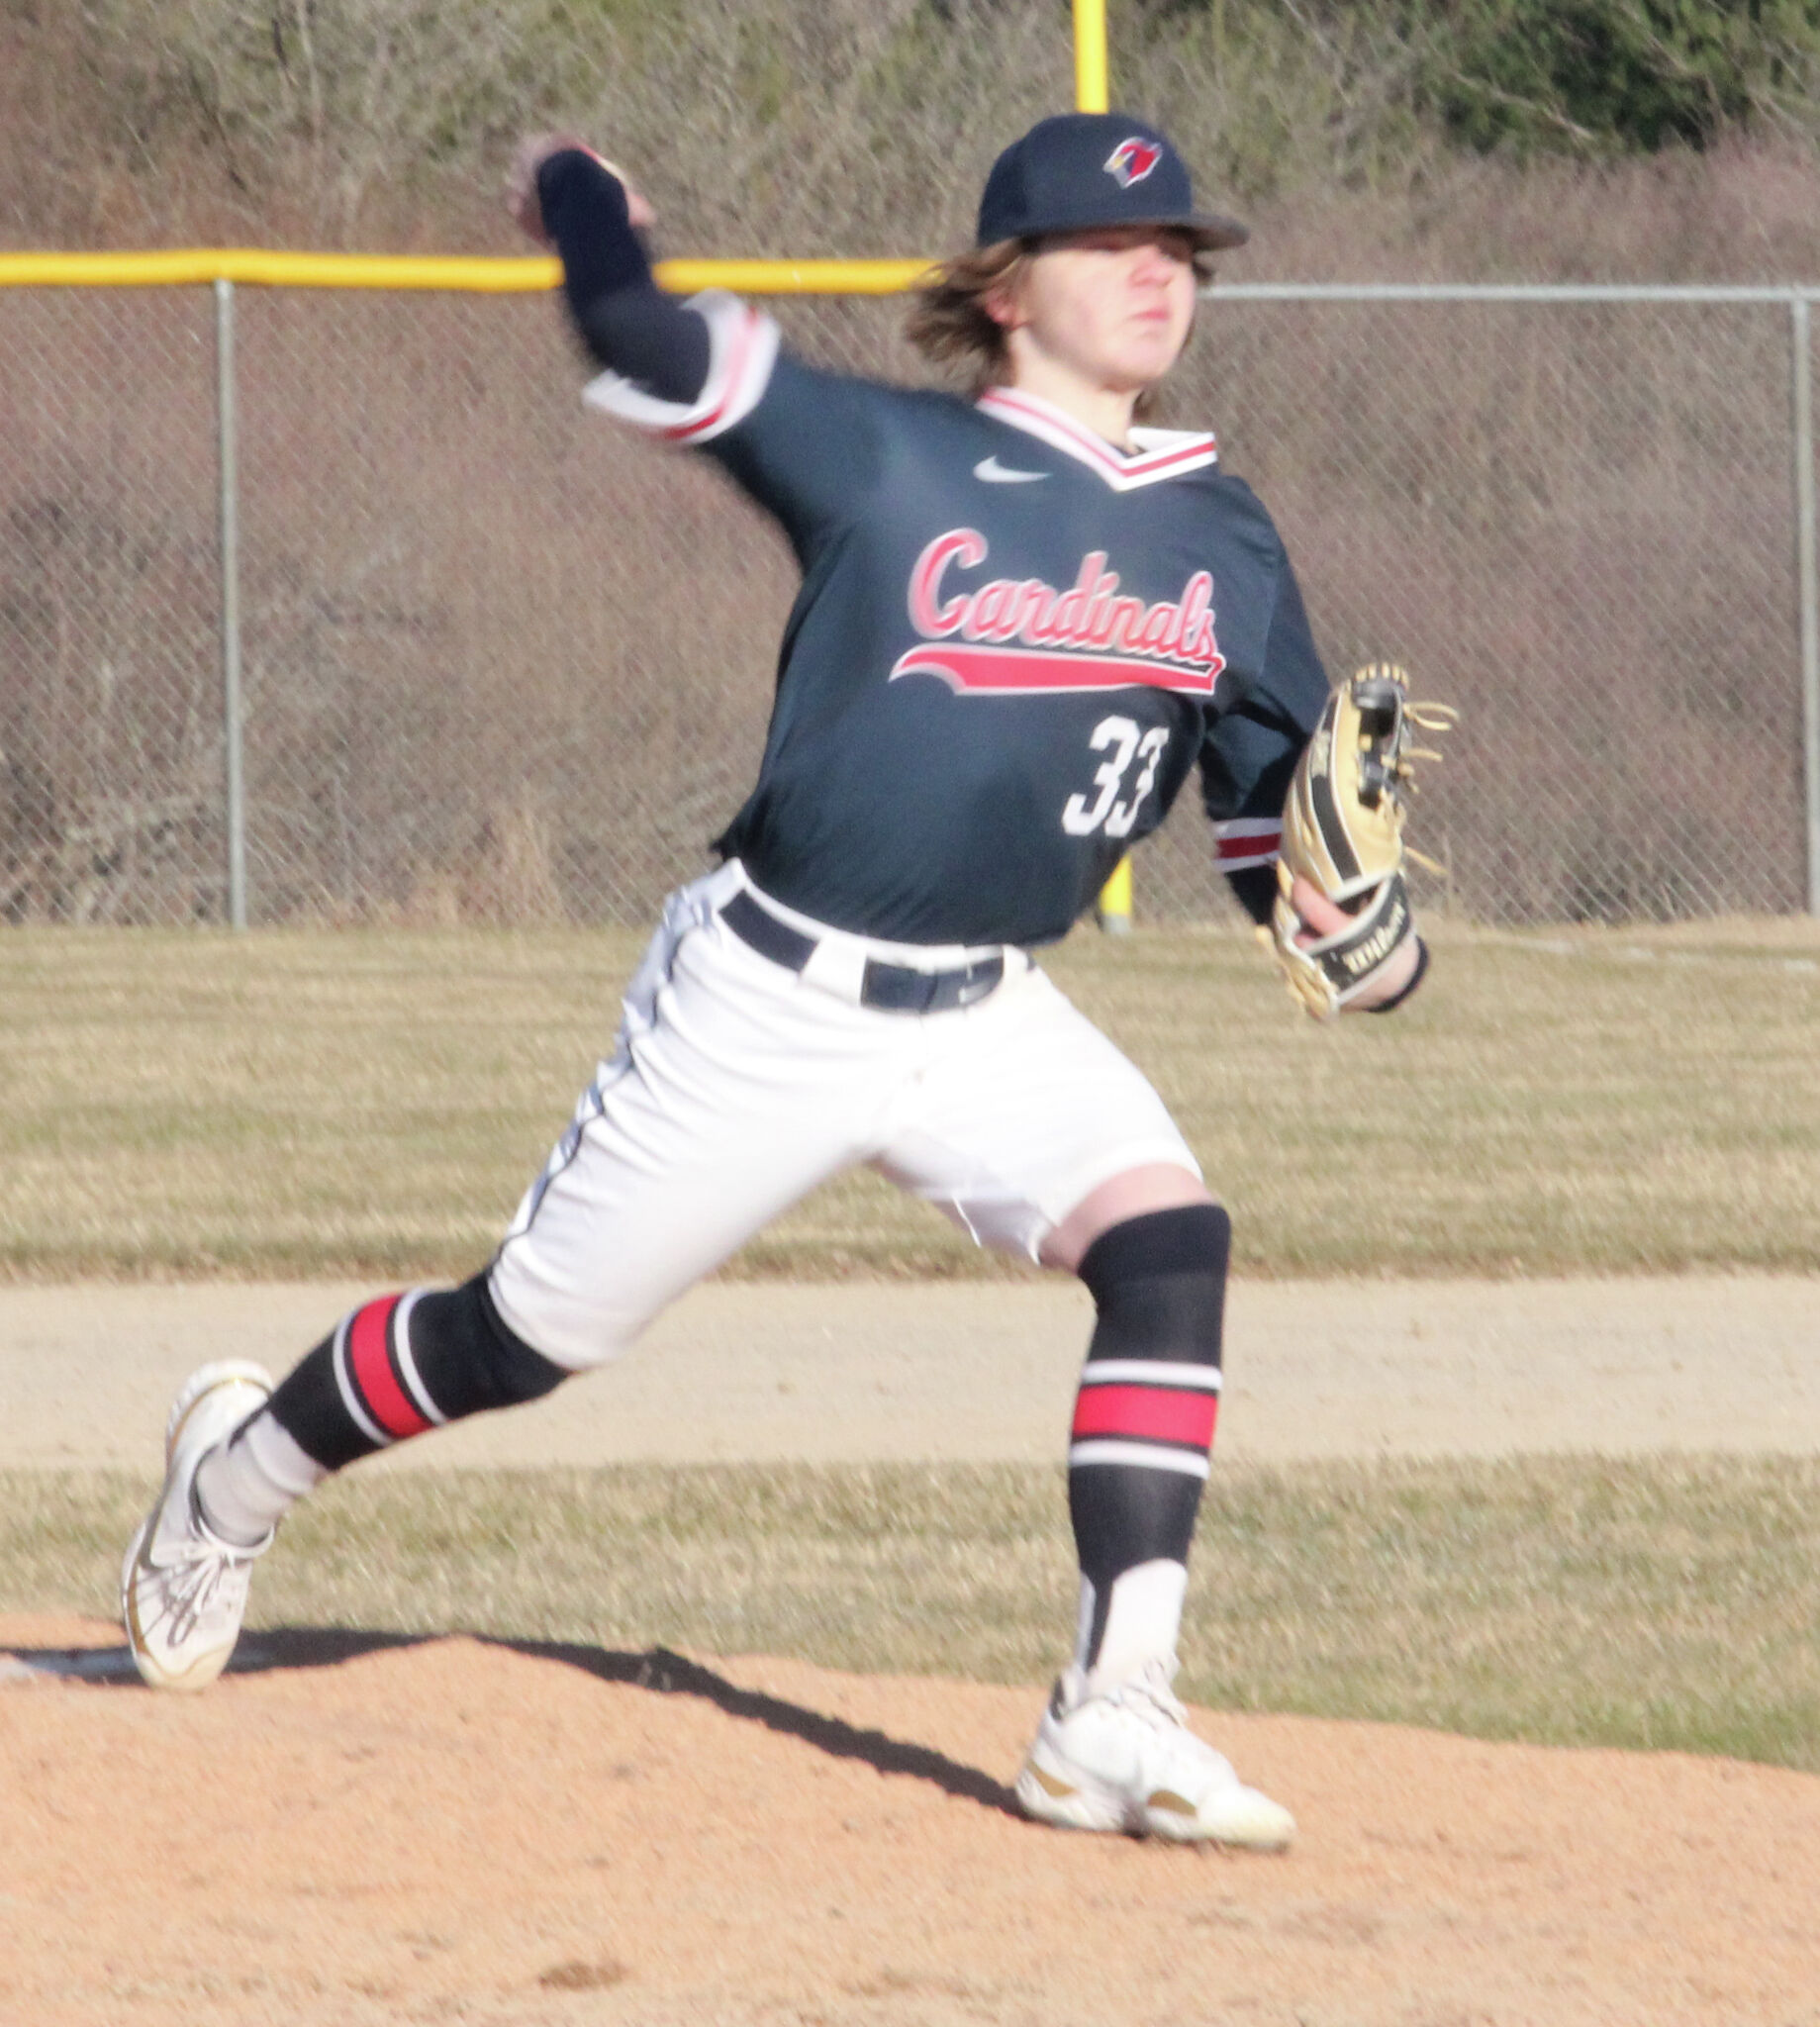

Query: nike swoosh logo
(973, 456), (1049, 484)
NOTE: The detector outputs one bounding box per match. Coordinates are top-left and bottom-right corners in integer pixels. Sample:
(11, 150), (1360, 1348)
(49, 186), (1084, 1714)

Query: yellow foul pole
(1077, 0), (1134, 933)
(1073, 0), (1110, 114)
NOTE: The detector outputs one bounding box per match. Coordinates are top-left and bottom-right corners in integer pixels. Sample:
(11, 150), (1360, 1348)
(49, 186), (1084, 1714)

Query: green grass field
(11, 1457), (1820, 1772)
(3, 917), (1818, 1279)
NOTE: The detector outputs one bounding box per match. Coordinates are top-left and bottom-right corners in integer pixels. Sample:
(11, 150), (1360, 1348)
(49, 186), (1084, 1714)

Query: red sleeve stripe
(663, 306), (761, 444)
(584, 298), (777, 444)
(1216, 827), (1281, 864)
(346, 1295), (431, 1442)
(1071, 1382), (1216, 1451)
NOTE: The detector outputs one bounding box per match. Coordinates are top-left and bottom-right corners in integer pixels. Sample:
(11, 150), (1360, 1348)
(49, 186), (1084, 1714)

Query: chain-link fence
(3, 278), (1817, 927)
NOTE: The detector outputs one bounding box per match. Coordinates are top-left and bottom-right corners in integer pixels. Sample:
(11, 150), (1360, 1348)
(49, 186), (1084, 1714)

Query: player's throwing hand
(507, 134), (654, 242)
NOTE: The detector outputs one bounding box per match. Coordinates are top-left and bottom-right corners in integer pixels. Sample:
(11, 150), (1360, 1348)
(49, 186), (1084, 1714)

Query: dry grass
(3, 918), (1818, 1281)
(10, 1455), (1820, 1771)
(0, 925), (624, 1279)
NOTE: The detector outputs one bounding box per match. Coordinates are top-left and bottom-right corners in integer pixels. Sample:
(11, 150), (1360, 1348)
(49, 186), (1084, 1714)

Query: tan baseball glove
(1265, 663), (1456, 1019)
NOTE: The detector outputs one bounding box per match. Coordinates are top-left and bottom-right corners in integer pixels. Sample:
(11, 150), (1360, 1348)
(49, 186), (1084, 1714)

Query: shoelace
(144, 1533), (252, 1642)
(1101, 1659), (1190, 1733)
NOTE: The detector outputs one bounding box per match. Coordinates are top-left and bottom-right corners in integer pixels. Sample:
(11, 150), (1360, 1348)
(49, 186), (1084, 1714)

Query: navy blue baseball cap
(977, 112), (1248, 251)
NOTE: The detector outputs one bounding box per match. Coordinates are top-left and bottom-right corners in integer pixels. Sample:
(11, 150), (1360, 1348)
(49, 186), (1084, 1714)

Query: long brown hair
(904, 239), (1032, 395)
(906, 237), (1212, 419)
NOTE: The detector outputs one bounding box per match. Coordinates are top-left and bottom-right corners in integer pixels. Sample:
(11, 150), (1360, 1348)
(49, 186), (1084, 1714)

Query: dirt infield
(5, 1612), (1819, 2027)
(9, 1274), (1820, 1468)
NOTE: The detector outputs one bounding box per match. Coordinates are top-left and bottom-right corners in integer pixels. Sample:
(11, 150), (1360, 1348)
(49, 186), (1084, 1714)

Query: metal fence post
(1792, 296), (1820, 916)
(215, 275), (247, 930)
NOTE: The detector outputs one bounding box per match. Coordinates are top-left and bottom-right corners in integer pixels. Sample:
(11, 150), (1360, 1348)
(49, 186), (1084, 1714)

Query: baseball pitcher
(122, 111), (1445, 1849)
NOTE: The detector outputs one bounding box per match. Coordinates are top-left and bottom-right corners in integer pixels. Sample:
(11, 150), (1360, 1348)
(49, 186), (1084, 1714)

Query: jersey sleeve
(1198, 541), (1331, 925)
(585, 303), (889, 557)
(544, 150), (888, 553)
(581, 289), (781, 446)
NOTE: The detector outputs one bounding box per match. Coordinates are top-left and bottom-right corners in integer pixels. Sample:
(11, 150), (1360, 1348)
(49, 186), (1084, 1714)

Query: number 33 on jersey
(1063, 718), (1172, 838)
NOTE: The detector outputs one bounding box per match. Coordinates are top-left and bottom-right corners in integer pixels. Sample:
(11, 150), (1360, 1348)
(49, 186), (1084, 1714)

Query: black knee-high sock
(262, 1271), (569, 1471)
(195, 1273), (573, 1544)
(1067, 1203), (1229, 1678)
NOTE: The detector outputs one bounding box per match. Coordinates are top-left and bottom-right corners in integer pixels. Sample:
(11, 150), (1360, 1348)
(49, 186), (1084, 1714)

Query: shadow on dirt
(5, 1626), (1022, 1818)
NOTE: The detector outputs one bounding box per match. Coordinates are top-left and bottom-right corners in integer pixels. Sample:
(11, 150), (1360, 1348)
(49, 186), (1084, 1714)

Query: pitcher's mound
(4, 1614), (1817, 2025)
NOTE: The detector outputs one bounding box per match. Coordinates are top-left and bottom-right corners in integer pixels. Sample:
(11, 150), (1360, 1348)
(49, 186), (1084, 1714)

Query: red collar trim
(977, 387), (1217, 490)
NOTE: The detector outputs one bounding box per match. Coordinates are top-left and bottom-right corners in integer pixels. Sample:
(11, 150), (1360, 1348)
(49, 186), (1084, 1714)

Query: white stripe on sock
(390, 1290), (447, 1426)
(1079, 1360), (1220, 1392)
(331, 1316), (390, 1449)
(1068, 1438), (1210, 1479)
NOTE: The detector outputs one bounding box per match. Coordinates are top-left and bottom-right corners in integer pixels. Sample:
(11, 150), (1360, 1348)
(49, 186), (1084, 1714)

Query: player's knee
(409, 1274), (571, 1417)
(1077, 1202), (1230, 1370)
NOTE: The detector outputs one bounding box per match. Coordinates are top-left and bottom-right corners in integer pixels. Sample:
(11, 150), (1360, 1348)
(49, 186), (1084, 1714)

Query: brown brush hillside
(7, 1), (1820, 275)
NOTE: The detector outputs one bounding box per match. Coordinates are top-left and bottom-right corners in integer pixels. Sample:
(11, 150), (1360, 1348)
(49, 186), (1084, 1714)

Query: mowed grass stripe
(11, 1459), (1820, 1774)
(3, 919), (1818, 1278)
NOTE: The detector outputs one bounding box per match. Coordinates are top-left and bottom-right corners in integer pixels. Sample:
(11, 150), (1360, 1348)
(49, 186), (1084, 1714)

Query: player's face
(1002, 227), (1198, 398)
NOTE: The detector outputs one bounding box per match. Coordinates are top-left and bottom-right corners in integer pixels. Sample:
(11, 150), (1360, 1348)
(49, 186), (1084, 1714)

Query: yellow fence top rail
(0, 249), (934, 294)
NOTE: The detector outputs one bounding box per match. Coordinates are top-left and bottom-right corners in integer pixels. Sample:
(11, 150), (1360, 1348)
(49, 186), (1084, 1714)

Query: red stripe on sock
(1072, 1382), (1216, 1451)
(347, 1296), (429, 1440)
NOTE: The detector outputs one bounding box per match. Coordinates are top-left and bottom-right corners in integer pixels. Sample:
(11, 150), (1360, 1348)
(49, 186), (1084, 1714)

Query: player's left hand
(1266, 663), (1455, 1018)
(508, 135), (656, 244)
(1287, 876), (1420, 1010)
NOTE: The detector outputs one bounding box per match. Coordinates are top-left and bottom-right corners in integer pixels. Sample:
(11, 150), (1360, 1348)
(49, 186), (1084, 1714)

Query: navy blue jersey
(586, 293), (1329, 947)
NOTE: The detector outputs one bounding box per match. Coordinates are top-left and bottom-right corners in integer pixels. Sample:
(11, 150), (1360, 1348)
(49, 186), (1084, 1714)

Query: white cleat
(121, 1360), (275, 1690)
(1015, 1658), (1296, 1850)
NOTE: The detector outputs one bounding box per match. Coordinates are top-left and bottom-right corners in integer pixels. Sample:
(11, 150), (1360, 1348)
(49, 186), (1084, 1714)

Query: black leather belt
(720, 888), (1006, 1014)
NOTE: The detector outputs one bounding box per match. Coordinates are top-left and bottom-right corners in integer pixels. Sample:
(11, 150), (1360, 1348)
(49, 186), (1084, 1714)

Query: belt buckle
(859, 958), (923, 1013)
(951, 960), (998, 1009)
(851, 946), (1009, 1014)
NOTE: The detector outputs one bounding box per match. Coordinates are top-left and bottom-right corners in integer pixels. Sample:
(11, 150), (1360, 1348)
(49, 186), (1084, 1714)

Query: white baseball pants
(488, 861), (1199, 1371)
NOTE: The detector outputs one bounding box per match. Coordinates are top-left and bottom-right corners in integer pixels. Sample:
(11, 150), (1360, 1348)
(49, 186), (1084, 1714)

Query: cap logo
(1104, 138), (1163, 189)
